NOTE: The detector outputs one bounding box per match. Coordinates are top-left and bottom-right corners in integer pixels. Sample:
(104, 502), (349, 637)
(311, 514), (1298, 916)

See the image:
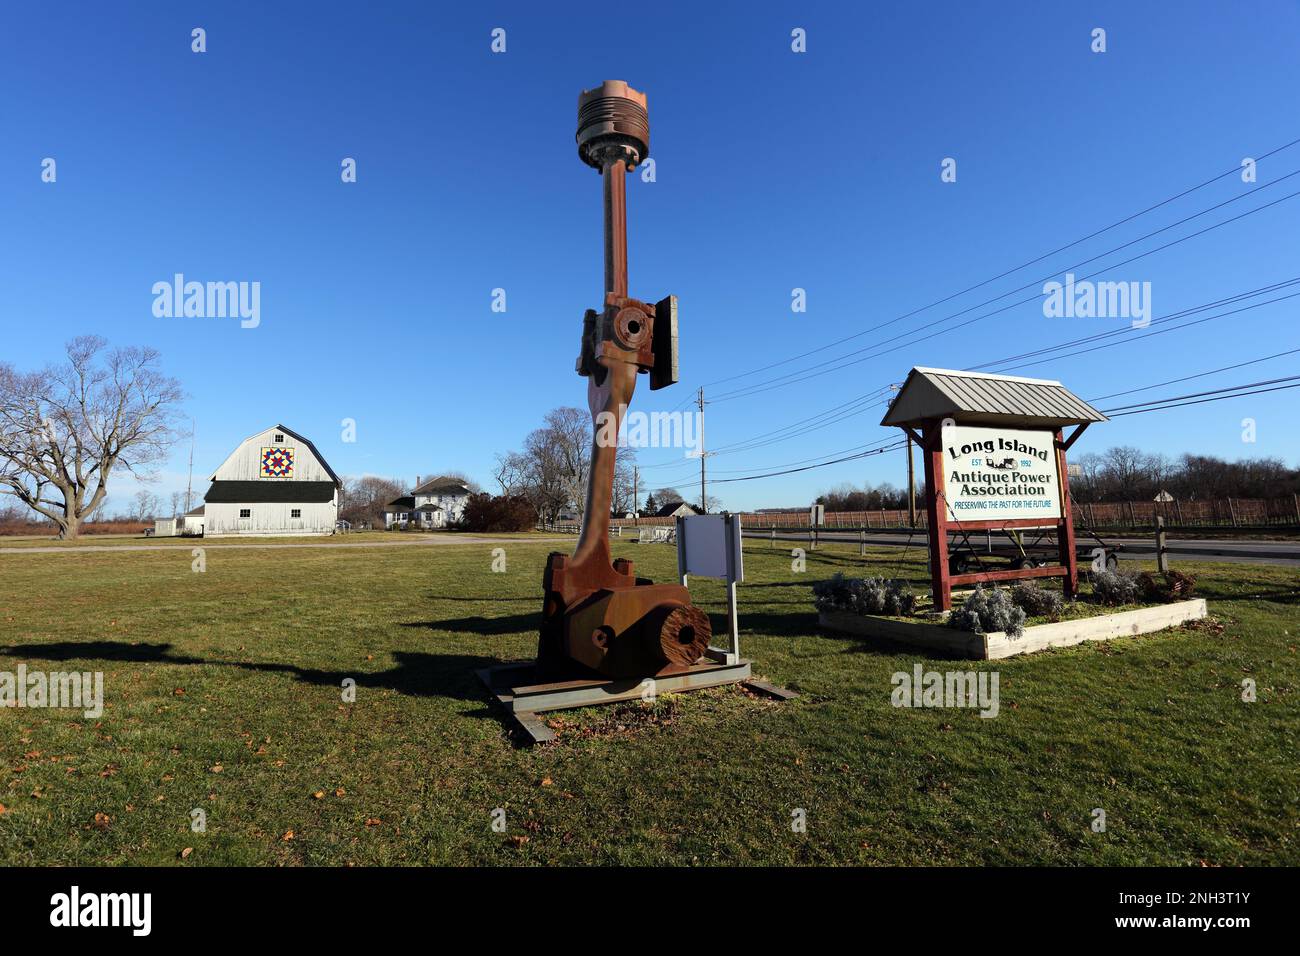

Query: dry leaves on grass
(92, 812), (111, 830)
(281, 830), (294, 842)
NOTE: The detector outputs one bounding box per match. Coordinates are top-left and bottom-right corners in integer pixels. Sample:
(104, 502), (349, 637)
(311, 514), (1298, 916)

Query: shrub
(948, 586), (1026, 638)
(1009, 580), (1064, 619)
(1138, 569), (1198, 602)
(1091, 568), (1142, 606)
(459, 493), (539, 533)
(813, 573), (917, 616)
(1165, 569), (1197, 600)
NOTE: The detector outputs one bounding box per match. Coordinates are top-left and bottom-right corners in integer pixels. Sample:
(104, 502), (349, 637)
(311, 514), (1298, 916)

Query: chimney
(415, 474), (421, 491)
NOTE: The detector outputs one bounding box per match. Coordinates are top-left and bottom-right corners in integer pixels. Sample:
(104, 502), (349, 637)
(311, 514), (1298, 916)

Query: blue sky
(3, 0), (1298, 513)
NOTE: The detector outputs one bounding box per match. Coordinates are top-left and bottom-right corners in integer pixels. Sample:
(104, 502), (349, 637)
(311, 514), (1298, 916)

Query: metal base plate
(476, 658), (755, 745)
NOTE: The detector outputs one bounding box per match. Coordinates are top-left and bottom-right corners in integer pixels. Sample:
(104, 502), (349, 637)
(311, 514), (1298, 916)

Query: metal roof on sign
(880, 367), (1107, 429)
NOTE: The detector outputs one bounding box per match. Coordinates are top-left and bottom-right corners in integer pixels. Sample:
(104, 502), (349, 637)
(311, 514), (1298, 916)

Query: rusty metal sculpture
(538, 80), (712, 679)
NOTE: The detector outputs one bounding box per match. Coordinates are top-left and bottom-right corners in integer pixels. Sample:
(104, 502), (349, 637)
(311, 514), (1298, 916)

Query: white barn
(202, 424), (342, 537)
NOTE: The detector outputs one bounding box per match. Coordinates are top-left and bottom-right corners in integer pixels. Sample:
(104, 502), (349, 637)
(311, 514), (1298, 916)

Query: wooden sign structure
(881, 368), (1107, 611)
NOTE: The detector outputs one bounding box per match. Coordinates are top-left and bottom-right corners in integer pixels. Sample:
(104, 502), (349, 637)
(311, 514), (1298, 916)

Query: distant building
(180, 505), (206, 535)
(1153, 489), (1175, 502)
(382, 476), (472, 529)
(202, 424), (342, 537)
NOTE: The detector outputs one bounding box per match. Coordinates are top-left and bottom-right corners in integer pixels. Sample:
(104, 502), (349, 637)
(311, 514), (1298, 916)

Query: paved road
(746, 530), (1300, 567)
(0, 535), (573, 556)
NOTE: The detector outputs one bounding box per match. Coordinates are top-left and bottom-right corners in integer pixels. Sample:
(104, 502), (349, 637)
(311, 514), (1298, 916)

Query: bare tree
(653, 487), (685, 506)
(544, 407), (589, 518)
(169, 491), (182, 518)
(339, 475), (407, 528)
(0, 337), (184, 538)
(132, 489), (160, 521)
(612, 450), (637, 516)
(492, 452), (528, 496)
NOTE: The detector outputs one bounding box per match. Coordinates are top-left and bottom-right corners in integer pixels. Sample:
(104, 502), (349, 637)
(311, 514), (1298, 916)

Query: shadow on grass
(0, 641), (498, 702)
(401, 613), (537, 636)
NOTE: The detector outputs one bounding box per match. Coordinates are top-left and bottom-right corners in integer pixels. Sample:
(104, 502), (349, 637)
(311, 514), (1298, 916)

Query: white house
(202, 424), (342, 536)
(383, 476), (472, 529)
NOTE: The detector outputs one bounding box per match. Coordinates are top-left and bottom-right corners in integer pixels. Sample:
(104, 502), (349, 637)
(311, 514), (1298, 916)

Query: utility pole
(891, 382), (916, 527)
(184, 418), (195, 513)
(906, 433), (916, 527)
(633, 465), (639, 526)
(697, 386), (707, 513)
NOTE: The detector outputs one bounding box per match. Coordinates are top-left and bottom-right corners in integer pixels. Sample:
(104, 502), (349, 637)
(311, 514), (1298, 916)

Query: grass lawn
(0, 536), (1295, 866)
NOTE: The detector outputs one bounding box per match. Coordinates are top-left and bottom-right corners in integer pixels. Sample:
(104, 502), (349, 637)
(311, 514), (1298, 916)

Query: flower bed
(815, 569), (1208, 659)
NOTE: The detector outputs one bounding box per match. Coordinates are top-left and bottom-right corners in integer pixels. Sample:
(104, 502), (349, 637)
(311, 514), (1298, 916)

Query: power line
(711, 440), (909, 484)
(711, 177), (1300, 403)
(1103, 382), (1300, 417)
(698, 134), (1300, 390)
(705, 373), (1300, 486)
(994, 290), (1300, 374)
(1085, 347), (1300, 403)
(967, 277), (1300, 372)
(646, 281), (1298, 480)
(982, 287), (1300, 374)
(1099, 374), (1300, 415)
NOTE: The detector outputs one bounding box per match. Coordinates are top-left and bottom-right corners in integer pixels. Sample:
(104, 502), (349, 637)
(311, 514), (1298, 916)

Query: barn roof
(204, 481), (337, 503)
(275, 424), (342, 487)
(880, 367), (1106, 429)
(208, 424), (342, 487)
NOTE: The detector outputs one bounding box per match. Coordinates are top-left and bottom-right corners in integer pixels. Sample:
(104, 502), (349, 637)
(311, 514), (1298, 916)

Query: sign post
(676, 513), (744, 663)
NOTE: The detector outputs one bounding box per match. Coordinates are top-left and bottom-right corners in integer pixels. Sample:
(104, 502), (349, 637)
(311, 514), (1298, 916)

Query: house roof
(880, 367), (1107, 430)
(384, 496), (416, 511)
(655, 501), (701, 517)
(204, 480), (337, 504)
(185, 505), (206, 516)
(412, 476), (472, 496)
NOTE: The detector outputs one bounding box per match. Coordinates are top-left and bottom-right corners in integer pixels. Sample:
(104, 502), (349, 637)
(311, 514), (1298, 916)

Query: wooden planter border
(819, 599), (1207, 660)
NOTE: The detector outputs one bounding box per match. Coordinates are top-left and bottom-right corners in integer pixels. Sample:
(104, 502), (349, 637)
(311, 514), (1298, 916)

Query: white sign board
(676, 514), (744, 582)
(942, 424), (1062, 522)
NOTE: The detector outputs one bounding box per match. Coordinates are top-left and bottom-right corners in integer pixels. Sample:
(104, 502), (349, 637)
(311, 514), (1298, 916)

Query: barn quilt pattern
(259, 446), (295, 479)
